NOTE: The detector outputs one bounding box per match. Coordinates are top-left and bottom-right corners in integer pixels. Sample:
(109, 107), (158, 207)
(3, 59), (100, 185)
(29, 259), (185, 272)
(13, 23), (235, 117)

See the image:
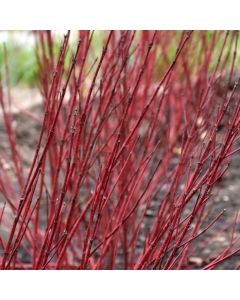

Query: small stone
(189, 257), (203, 266)
(223, 195), (230, 202)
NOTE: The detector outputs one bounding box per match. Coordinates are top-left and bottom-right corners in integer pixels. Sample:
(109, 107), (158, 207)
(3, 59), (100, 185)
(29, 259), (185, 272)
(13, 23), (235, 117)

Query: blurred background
(0, 30), (106, 88)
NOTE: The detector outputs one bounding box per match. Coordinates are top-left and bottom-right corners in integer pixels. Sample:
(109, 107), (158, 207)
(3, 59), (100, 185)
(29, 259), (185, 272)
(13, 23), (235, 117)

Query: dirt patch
(1, 88), (240, 269)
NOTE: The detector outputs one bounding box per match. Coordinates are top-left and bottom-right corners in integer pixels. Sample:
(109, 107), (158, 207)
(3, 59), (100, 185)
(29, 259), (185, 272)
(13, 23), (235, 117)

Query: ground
(1, 88), (240, 269)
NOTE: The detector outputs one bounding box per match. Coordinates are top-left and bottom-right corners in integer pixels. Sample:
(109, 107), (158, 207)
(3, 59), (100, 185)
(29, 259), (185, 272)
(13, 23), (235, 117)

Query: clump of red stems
(0, 30), (240, 269)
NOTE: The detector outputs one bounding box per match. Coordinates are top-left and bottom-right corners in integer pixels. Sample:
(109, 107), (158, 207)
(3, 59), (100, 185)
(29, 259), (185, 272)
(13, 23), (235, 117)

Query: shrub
(0, 30), (240, 269)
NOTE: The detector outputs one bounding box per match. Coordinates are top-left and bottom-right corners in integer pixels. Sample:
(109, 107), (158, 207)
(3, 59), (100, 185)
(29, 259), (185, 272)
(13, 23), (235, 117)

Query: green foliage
(0, 39), (37, 88)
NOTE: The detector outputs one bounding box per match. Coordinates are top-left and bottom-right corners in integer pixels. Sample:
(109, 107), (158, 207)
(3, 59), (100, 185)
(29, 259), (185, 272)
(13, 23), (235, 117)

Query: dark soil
(1, 93), (240, 270)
